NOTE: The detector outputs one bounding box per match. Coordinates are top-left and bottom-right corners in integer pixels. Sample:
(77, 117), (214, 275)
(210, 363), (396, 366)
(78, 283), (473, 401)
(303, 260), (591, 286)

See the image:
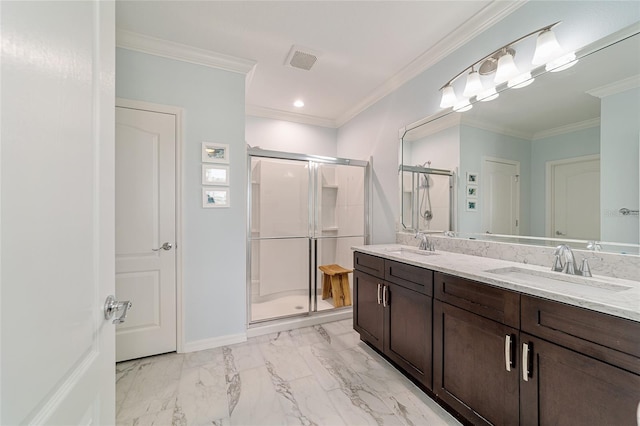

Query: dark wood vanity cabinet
(353, 252), (433, 388)
(433, 272), (520, 425)
(353, 252), (640, 425)
(519, 295), (640, 426)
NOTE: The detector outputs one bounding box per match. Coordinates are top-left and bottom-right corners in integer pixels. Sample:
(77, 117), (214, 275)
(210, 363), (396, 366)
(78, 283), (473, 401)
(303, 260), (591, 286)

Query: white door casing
(115, 102), (180, 362)
(546, 155), (600, 240)
(1, 2), (115, 424)
(481, 157), (520, 235)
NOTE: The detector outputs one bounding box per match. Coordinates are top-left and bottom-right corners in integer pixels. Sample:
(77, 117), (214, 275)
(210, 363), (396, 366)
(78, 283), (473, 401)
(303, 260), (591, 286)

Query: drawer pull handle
(377, 283), (382, 305)
(505, 334), (514, 372)
(522, 342), (530, 382)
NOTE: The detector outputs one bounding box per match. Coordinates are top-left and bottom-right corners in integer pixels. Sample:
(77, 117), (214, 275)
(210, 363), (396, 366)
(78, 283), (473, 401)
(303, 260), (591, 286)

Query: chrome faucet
(415, 232), (434, 251)
(552, 244), (579, 275)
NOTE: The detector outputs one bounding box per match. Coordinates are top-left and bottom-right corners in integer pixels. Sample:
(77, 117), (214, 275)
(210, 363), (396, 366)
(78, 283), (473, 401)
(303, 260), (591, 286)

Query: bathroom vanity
(352, 245), (640, 426)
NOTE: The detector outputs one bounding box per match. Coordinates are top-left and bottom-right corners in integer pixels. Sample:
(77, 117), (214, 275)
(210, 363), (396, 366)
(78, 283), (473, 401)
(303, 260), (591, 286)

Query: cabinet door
(353, 270), (384, 351)
(384, 282), (432, 389)
(434, 301), (519, 425)
(520, 333), (640, 426)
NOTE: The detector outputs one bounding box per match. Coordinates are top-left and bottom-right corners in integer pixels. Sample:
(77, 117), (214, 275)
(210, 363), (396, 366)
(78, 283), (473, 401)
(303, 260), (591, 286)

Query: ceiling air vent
(285, 45), (320, 71)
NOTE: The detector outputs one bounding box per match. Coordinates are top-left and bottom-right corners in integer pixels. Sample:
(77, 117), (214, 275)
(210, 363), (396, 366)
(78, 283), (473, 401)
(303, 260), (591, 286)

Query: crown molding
(586, 74), (640, 99)
(246, 105), (338, 129)
(461, 116), (532, 140)
(116, 29), (256, 75)
(336, 0), (528, 127)
(400, 112), (462, 142)
(532, 117), (600, 140)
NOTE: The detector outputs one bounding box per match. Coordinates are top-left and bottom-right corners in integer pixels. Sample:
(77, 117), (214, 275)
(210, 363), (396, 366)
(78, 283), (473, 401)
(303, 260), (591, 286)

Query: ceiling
(115, 1), (523, 128)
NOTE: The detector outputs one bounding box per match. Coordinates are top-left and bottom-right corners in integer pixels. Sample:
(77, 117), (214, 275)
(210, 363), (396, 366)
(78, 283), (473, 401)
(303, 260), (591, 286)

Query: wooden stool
(318, 264), (353, 307)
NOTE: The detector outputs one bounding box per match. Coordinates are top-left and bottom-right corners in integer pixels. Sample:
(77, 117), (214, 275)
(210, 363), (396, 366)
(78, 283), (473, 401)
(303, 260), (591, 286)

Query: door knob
(152, 242), (173, 251)
(555, 230), (565, 236)
(104, 295), (132, 324)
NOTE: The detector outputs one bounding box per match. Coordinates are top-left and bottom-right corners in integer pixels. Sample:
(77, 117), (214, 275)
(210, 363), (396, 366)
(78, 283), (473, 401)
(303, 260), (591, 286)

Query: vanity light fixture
(439, 22), (577, 111)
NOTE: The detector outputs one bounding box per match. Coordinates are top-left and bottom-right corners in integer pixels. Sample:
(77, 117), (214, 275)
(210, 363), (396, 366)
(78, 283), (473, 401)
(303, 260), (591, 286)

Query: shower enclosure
(400, 165), (454, 232)
(248, 149), (370, 323)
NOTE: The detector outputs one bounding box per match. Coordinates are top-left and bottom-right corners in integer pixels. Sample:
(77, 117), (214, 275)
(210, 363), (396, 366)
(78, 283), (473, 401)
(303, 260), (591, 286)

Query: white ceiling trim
(532, 117), (601, 141)
(336, 0), (528, 128)
(461, 116), (532, 140)
(586, 74), (640, 98)
(246, 105), (337, 128)
(116, 29), (257, 75)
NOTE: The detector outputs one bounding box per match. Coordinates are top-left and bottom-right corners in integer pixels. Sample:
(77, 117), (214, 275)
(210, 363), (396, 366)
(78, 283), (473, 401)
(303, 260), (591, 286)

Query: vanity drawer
(354, 251), (385, 278)
(385, 259), (433, 295)
(521, 295), (640, 374)
(434, 272), (520, 328)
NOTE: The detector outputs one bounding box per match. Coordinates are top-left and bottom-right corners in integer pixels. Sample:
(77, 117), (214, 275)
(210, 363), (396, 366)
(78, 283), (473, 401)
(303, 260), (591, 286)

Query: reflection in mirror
(400, 165), (453, 232)
(400, 24), (640, 254)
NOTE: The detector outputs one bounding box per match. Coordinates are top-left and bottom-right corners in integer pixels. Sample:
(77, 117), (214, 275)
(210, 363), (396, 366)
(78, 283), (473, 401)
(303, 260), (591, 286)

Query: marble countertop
(352, 244), (640, 322)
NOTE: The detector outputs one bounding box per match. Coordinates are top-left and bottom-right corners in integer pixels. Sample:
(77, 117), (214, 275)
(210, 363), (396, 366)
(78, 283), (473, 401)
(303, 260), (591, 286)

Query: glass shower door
(249, 157), (311, 322)
(314, 163), (366, 312)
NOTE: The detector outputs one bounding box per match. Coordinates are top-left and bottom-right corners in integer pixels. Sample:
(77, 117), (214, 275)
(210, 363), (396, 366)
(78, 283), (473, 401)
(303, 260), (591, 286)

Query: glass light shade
(440, 85), (457, 108)
(453, 98), (473, 112)
(508, 72), (535, 89)
(477, 86), (499, 102)
(494, 52), (519, 84)
(462, 70), (484, 98)
(532, 29), (563, 65)
(546, 52), (578, 72)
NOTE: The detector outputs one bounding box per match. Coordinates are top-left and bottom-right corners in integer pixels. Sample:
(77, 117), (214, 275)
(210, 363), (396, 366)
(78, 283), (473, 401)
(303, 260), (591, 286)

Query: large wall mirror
(400, 23), (640, 254)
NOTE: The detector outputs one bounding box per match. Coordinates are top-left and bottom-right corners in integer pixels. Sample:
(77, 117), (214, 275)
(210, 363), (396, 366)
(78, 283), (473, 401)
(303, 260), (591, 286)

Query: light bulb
(440, 84), (458, 109)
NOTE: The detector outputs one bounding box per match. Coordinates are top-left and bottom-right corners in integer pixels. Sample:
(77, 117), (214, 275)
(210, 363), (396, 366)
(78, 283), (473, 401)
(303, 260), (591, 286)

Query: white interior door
(482, 158), (520, 235)
(1, 2), (115, 424)
(115, 105), (177, 362)
(549, 156), (600, 240)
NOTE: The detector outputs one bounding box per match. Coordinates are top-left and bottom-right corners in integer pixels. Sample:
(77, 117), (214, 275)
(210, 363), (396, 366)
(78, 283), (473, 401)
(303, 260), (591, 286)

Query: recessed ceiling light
(293, 100), (304, 108)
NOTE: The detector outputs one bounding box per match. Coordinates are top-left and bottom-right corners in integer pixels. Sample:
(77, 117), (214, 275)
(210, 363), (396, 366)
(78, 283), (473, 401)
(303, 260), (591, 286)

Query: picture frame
(467, 172), (479, 184)
(466, 184), (478, 198)
(202, 187), (230, 208)
(202, 164), (229, 186)
(202, 142), (229, 164)
(466, 199), (478, 212)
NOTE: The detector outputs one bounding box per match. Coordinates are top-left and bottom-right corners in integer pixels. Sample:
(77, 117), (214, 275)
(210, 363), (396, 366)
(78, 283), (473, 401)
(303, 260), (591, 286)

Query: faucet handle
(580, 258), (592, 277)
(587, 241), (602, 252)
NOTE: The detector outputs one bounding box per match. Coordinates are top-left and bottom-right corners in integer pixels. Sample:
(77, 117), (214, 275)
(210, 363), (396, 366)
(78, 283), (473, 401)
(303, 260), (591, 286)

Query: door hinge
(516, 219), (519, 227)
(514, 174), (520, 182)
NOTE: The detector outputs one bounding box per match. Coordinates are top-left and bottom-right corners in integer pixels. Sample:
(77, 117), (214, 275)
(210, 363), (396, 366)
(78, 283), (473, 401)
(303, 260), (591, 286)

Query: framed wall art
(202, 187), (230, 208)
(202, 142), (229, 164)
(202, 164), (229, 186)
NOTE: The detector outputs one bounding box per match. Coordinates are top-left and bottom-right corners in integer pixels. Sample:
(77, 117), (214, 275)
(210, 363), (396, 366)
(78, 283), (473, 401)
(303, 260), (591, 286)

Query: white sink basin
(485, 266), (632, 293)
(384, 247), (439, 257)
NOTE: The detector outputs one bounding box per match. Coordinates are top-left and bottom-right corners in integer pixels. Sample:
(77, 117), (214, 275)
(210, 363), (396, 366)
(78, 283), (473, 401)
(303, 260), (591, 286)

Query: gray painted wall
(116, 48), (247, 344)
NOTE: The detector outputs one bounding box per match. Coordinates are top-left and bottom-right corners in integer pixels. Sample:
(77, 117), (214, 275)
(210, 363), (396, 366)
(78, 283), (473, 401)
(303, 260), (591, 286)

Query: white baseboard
(181, 332), (247, 353)
(246, 309), (352, 338)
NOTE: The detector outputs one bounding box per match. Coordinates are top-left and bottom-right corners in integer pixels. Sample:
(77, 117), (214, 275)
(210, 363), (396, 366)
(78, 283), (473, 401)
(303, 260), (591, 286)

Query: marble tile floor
(116, 319), (461, 426)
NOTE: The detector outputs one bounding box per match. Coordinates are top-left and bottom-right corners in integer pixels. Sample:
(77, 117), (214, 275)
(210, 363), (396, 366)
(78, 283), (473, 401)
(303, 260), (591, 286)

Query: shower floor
(251, 293), (337, 322)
